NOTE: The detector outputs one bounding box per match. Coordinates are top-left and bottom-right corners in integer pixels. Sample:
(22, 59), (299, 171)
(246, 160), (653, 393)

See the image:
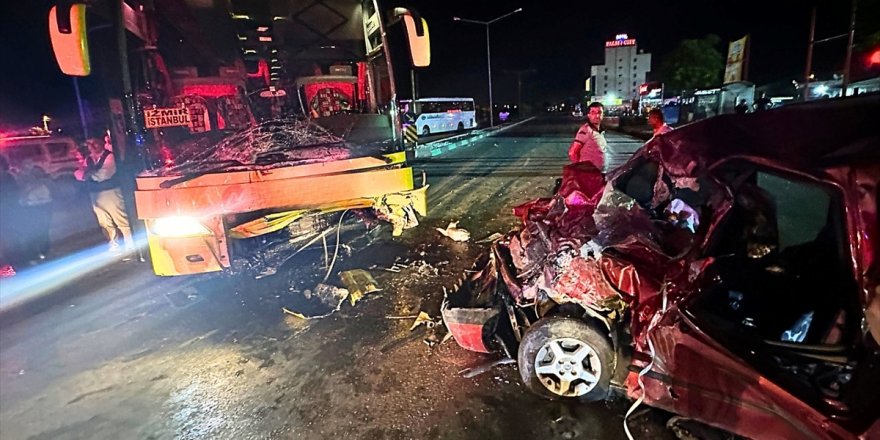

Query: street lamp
(453, 8), (522, 127)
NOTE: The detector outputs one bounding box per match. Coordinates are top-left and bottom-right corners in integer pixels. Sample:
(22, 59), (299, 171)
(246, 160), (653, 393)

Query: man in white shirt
(648, 109), (673, 139)
(568, 102), (608, 172)
(75, 137), (134, 259)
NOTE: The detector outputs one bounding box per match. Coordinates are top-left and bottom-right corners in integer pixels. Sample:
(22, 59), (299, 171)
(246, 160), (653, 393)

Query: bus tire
(422, 126), (430, 136)
(457, 122), (464, 132)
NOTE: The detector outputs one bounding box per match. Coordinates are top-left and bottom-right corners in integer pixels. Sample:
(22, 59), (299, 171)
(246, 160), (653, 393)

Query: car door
(641, 162), (875, 439)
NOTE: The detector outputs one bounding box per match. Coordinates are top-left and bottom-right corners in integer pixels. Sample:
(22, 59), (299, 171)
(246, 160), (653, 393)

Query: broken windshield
(141, 118), (356, 177)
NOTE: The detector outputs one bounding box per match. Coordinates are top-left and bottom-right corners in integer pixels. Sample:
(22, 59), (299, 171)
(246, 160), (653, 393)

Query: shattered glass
(141, 118), (355, 177)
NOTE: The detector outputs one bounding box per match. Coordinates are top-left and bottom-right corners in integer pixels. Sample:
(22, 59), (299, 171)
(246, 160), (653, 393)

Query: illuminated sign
(724, 35), (749, 83)
(606, 33), (636, 48)
(144, 107), (191, 129)
(639, 82), (662, 96)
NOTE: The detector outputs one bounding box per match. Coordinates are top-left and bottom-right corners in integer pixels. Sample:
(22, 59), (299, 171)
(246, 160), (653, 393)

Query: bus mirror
(49, 3), (91, 76)
(393, 8), (430, 68)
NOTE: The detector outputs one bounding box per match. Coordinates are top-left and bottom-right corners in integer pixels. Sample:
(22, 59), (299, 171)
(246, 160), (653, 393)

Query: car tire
(422, 126), (430, 136)
(518, 317), (613, 401)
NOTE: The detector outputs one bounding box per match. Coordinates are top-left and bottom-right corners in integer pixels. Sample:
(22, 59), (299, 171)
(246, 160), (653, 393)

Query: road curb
(413, 117), (536, 159)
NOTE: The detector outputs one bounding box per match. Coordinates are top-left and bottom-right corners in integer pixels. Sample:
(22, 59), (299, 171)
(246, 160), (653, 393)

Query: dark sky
(1, 0), (876, 128)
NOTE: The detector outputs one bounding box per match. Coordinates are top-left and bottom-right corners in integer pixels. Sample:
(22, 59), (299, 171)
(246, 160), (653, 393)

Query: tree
(659, 35), (724, 94)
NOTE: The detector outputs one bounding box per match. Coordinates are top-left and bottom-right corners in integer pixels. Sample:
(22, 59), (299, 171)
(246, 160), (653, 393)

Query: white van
(0, 135), (80, 179)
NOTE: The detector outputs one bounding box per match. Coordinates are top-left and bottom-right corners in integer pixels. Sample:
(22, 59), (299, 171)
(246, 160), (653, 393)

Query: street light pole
(841, 0), (858, 95)
(453, 8), (522, 128)
(486, 24), (493, 127)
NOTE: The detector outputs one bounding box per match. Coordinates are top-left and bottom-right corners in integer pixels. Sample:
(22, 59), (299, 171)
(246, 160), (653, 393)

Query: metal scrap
(409, 311), (437, 331)
(281, 283), (349, 319)
(339, 269), (381, 306)
(458, 358), (517, 378)
(476, 232), (504, 244)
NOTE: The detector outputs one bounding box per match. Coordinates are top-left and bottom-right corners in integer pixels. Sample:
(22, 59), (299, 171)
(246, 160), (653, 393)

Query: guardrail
(412, 117), (536, 159)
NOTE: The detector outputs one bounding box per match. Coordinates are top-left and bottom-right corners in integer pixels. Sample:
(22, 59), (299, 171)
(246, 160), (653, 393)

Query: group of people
(735, 92), (773, 115)
(0, 135), (135, 274)
(568, 103), (671, 173)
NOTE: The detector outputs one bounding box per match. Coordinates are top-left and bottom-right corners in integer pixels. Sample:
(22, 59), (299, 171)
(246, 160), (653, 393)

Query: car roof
(0, 135), (75, 145)
(649, 93), (880, 172)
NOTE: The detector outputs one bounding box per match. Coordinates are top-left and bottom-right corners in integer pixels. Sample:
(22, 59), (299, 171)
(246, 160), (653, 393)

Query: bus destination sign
(144, 107), (191, 129)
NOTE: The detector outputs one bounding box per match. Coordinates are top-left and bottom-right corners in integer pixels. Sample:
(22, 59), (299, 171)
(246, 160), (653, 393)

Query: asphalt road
(0, 116), (670, 440)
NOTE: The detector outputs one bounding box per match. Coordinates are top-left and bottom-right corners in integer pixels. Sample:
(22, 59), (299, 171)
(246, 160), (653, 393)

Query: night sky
(1, 0), (875, 129)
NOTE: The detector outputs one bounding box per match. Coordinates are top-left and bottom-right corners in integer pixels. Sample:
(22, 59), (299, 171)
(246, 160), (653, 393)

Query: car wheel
(518, 317), (613, 401)
(422, 126), (430, 136)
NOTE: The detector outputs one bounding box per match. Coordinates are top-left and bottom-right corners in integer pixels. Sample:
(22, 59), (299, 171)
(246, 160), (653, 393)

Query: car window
(8, 144), (43, 162)
(695, 165), (857, 341)
(757, 172), (830, 252)
(47, 142), (72, 158)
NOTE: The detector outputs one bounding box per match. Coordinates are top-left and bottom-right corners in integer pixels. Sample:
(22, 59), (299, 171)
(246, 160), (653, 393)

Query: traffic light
(869, 48), (880, 67)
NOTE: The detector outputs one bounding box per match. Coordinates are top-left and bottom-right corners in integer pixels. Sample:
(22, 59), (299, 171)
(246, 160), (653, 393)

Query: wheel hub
(534, 337), (601, 397)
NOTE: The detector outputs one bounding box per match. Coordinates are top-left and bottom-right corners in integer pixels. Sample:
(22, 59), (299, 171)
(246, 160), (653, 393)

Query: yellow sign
(724, 35), (748, 84)
(144, 107), (191, 129)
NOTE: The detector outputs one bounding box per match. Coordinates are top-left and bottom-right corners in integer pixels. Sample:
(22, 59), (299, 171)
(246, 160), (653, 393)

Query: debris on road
(436, 221), (471, 242)
(458, 357), (516, 379)
(475, 232), (504, 244)
(282, 283), (349, 319)
(409, 311), (437, 331)
(339, 269), (381, 306)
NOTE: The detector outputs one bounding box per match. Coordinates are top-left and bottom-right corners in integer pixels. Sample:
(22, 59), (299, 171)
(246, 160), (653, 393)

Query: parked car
(0, 135), (79, 179)
(442, 94), (880, 439)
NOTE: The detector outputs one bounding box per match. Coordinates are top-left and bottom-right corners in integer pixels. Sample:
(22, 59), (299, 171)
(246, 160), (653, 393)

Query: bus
(400, 98), (477, 136)
(48, 0), (432, 276)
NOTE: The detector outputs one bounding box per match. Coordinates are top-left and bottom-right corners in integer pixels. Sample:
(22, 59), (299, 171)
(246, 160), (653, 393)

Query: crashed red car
(442, 95), (880, 439)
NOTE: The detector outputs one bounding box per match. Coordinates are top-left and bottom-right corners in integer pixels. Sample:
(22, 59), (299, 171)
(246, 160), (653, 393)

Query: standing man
(568, 102), (608, 172)
(647, 109), (673, 138)
(754, 92), (772, 111)
(75, 137), (135, 260)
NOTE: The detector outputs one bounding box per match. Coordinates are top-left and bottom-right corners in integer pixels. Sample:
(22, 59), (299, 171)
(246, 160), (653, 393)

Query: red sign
(605, 39), (636, 48)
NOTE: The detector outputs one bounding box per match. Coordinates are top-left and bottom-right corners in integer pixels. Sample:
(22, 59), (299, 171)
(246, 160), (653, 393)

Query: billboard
(724, 35), (749, 84)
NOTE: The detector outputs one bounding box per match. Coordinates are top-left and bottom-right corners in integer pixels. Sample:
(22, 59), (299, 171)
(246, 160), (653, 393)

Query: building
(589, 34), (652, 105)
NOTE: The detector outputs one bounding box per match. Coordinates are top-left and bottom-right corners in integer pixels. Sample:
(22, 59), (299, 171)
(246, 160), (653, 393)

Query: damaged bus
(49, 0), (432, 276)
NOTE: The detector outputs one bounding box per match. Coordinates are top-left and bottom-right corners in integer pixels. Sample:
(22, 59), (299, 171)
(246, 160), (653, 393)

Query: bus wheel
(457, 122), (464, 132)
(422, 126), (430, 136)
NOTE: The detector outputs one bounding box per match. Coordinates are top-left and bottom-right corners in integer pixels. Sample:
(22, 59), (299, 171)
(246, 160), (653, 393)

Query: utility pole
(453, 8), (522, 127)
(804, 7), (816, 101)
(842, 0), (858, 95)
(500, 68), (536, 112)
(802, 1), (858, 101)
